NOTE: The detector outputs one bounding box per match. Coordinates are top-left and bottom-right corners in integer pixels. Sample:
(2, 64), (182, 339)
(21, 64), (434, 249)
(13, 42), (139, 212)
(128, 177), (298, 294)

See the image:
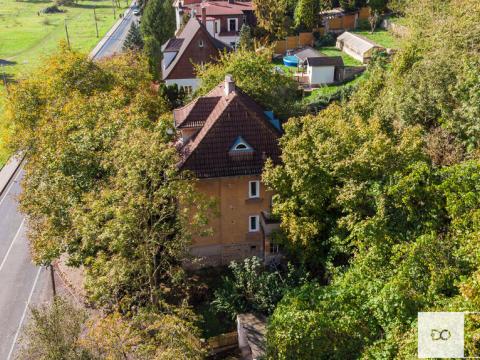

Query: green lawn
(318, 46), (362, 67)
(0, 0), (127, 166)
(301, 74), (365, 106)
(352, 29), (401, 49)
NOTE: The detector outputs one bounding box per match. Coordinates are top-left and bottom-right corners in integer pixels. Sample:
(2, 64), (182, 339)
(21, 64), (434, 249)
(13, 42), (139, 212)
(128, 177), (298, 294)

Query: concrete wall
(190, 175), (274, 266)
(308, 65), (335, 85)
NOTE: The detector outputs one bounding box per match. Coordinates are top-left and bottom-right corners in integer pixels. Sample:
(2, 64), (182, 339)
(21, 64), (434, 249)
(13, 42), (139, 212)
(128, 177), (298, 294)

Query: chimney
(201, 2), (206, 25)
(224, 75), (235, 96)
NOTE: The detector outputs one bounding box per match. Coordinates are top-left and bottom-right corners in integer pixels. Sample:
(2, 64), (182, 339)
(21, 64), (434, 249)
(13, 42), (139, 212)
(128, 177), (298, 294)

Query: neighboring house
(174, 0), (255, 47)
(336, 31), (383, 63)
(294, 47), (344, 86)
(174, 75), (282, 266)
(162, 17), (231, 93)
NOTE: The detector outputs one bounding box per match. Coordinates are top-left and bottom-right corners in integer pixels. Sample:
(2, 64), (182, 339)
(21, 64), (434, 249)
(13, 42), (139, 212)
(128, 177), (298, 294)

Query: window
(198, 40), (204, 48)
(215, 20), (220, 34)
(228, 18), (238, 32)
(230, 136), (253, 152)
(249, 215), (259, 232)
(249, 181), (260, 198)
(270, 242), (280, 254)
(235, 143), (248, 150)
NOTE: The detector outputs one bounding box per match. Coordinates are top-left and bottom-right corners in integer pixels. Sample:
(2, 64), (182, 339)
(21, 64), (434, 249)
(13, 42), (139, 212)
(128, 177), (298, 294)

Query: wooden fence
(274, 33), (314, 54)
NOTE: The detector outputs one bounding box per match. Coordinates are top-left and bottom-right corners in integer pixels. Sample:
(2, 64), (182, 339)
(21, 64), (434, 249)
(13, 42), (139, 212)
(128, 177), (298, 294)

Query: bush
(212, 257), (308, 319)
(314, 32), (336, 47)
(41, 5), (63, 13)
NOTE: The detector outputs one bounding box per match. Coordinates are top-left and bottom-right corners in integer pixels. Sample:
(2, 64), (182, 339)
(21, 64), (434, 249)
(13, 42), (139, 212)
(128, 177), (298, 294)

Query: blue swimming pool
(283, 55), (299, 67)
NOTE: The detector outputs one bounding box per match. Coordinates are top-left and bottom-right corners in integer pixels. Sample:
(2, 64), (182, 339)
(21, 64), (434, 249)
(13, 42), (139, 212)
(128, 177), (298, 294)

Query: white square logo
(418, 312), (464, 358)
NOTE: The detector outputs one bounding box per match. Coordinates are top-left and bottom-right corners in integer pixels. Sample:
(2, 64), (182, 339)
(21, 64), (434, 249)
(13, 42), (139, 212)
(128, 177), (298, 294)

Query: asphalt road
(0, 168), (53, 359)
(91, 4), (138, 60)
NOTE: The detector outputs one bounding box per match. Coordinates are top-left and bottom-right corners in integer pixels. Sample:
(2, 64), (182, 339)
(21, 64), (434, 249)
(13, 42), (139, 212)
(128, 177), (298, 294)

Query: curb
(89, 1), (136, 60)
(0, 152), (24, 198)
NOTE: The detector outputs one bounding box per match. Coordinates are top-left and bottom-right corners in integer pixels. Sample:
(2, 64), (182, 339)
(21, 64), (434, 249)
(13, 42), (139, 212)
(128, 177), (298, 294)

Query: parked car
(133, 8), (140, 16)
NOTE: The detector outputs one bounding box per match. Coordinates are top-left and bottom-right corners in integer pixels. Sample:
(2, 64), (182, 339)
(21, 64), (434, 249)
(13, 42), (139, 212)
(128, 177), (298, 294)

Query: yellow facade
(190, 175), (274, 266)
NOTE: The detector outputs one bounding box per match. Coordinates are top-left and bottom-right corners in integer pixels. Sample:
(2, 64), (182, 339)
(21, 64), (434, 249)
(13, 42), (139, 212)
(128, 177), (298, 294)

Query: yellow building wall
(191, 175), (274, 265)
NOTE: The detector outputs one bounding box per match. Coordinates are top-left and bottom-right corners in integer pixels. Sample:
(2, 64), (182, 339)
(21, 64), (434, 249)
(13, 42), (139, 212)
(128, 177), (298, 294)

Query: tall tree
(367, 0), (387, 32)
(123, 22), (144, 51)
(238, 24), (254, 50)
(140, 0), (175, 77)
(253, 0), (288, 40)
(294, 0), (321, 30)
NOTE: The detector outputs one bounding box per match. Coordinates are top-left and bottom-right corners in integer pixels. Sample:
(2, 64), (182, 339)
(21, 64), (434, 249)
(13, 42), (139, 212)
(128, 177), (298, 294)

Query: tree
(212, 257), (308, 319)
(253, 0), (288, 40)
(140, 0), (176, 77)
(294, 0), (320, 30)
(17, 297), (90, 360)
(264, 0), (480, 358)
(238, 24), (254, 50)
(123, 22), (144, 51)
(367, 0), (387, 32)
(195, 49), (299, 119)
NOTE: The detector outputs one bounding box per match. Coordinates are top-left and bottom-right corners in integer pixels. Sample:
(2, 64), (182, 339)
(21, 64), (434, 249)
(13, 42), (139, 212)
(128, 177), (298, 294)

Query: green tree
(253, 0), (288, 40)
(140, 0), (175, 77)
(294, 0), (320, 30)
(212, 257), (308, 319)
(367, 0), (387, 32)
(238, 24), (254, 50)
(195, 49), (299, 119)
(17, 297), (90, 360)
(123, 22), (144, 51)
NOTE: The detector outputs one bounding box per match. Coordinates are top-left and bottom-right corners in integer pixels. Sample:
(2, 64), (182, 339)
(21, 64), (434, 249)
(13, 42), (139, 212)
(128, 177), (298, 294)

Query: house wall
(165, 78), (200, 91)
(190, 175), (274, 266)
(166, 27), (223, 80)
(308, 65), (335, 85)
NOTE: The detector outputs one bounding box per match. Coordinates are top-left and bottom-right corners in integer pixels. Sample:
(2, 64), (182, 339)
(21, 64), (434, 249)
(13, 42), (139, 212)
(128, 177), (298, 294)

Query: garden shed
(336, 31), (383, 63)
(293, 47), (344, 86)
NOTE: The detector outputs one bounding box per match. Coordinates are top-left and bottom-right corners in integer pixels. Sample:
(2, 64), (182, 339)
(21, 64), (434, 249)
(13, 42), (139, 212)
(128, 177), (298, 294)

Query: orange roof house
(175, 75), (282, 266)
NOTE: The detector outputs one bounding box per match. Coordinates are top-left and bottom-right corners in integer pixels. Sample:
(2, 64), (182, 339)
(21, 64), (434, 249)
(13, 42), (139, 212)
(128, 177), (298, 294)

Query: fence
(274, 33), (314, 54)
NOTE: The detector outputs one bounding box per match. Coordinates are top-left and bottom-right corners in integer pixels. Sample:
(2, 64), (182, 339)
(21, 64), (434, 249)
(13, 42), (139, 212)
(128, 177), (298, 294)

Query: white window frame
(249, 180), (260, 199)
(227, 17), (238, 32)
(215, 19), (220, 34)
(249, 215), (260, 232)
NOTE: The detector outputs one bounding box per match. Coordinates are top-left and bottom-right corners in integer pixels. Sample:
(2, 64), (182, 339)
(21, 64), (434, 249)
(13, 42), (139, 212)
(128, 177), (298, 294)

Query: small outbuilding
(336, 31), (383, 63)
(293, 46), (344, 86)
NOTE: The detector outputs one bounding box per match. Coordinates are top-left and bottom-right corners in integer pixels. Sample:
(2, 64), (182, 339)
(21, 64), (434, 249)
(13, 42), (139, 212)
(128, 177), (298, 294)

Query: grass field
(353, 29), (401, 49)
(318, 46), (362, 67)
(0, 0), (127, 166)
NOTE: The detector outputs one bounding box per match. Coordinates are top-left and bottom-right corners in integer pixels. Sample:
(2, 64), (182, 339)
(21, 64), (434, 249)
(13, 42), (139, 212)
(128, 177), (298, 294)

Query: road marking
(0, 218), (25, 274)
(6, 267), (42, 360)
(0, 169), (23, 206)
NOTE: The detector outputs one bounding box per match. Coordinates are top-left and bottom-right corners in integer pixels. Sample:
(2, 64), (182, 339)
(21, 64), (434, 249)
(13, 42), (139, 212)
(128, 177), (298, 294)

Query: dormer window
(235, 143), (248, 150)
(199, 40), (204, 48)
(230, 136), (253, 152)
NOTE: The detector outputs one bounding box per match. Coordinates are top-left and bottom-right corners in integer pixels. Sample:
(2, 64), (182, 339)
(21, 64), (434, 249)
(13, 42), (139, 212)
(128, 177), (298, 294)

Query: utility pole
(93, 7), (99, 38)
(50, 264), (57, 298)
(64, 19), (70, 48)
(112, 0), (116, 19)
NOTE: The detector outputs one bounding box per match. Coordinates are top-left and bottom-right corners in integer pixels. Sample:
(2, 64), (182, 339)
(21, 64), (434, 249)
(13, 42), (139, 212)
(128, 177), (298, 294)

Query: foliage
(253, 0), (288, 40)
(367, 0), (387, 32)
(123, 22), (144, 51)
(195, 49), (299, 120)
(264, 0), (480, 358)
(238, 24), (254, 50)
(140, 0), (175, 77)
(212, 257), (309, 319)
(84, 310), (205, 360)
(5, 48), (211, 312)
(17, 297), (90, 360)
(294, 0), (320, 30)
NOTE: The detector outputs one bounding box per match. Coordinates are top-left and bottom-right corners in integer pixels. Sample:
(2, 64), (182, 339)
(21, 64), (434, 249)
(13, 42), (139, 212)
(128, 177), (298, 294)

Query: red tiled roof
(188, 1), (253, 16)
(175, 81), (281, 178)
